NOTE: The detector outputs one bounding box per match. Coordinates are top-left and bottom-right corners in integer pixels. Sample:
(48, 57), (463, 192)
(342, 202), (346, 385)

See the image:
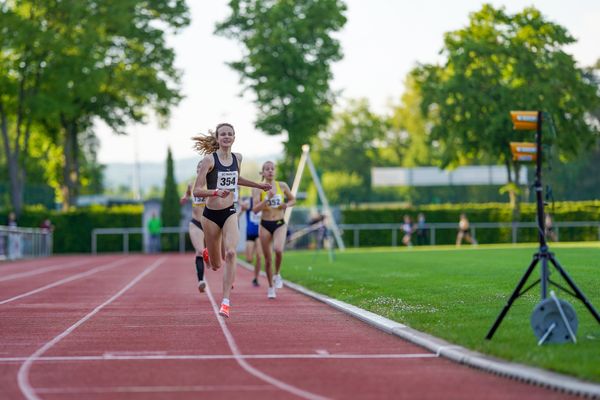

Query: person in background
(39, 218), (54, 255)
(544, 213), (558, 242)
(456, 213), (477, 246)
(415, 213), (428, 246)
(240, 196), (263, 287)
(147, 212), (162, 253)
(401, 214), (414, 247)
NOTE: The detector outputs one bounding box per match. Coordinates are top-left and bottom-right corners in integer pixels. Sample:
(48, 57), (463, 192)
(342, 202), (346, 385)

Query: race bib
(217, 171), (238, 201)
(192, 196), (205, 207)
(268, 194), (283, 208)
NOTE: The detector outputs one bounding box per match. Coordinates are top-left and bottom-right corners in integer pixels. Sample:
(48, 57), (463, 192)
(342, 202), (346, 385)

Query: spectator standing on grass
(147, 212), (162, 253)
(456, 213), (477, 246)
(401, 214), (414, 247)
(415, 213), (428, 245)
(544, 213), (558, 242)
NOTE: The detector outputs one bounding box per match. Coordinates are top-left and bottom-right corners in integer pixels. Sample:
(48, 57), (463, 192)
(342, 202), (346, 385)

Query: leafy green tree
(215, 0), (347, 179)
(161, 148), (180, 250)
(388, 75), (437, 167)
(1, 0), (189, 212)
(313, 99), (389, 202)
(413, 4), (600, 219)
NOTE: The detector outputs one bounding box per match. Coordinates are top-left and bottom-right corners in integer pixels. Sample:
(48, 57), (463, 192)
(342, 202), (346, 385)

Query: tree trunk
(61, 117), (79, 210)
(0, 101), (24, 216)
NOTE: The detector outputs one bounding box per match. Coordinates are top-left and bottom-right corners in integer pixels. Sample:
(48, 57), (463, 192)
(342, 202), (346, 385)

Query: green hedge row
(4, 201), (599, 253)
(8, 205), (144, 253)
(340, 201), (600, 247)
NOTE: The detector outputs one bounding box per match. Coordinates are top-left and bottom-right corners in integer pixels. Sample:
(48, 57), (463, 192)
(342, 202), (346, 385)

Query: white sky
(96, 0), (600, 164)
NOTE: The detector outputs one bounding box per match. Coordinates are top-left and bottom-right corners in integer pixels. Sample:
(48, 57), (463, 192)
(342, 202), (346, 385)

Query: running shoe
(198, 280), (206, 293)
(267, 287), (276, 299)
(252, 278), (259, 287)
(202, 248), (210, 264)
(219, 303), (230, 318)
(274, 274), (283, 289)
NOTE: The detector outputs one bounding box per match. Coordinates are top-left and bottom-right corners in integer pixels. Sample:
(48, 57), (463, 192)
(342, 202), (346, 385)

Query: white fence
(91, 221), (600, 254)
(0, 225), (53, 261)
(334, 221), (600, 247)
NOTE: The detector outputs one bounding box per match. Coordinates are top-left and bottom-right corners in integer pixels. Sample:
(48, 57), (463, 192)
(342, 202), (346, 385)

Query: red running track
(0, 254), (578, 400)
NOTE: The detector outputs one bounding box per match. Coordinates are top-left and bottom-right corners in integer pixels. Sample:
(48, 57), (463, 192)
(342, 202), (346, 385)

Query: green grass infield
(280, 242), (600, 382)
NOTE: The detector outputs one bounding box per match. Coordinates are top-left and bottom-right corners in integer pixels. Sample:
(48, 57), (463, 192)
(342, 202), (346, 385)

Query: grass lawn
(280, 242), (600, 382)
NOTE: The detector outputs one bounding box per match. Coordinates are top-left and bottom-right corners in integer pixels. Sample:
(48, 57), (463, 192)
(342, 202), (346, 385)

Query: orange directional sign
(510, 142), (537, 162)
(510, 111), (539, 131)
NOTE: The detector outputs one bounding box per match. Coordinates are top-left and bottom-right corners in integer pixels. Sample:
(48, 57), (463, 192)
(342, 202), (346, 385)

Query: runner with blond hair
(192, 123), (271, 318)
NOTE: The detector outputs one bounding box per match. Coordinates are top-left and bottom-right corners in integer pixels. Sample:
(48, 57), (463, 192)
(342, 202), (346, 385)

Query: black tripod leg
(486, 256), (539, 340)
(549, 254), (600, 324)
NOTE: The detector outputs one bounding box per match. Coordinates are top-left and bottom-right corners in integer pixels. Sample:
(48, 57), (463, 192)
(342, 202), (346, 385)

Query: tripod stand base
(486, 249), (600, 340)
(531, 296), (578, 344)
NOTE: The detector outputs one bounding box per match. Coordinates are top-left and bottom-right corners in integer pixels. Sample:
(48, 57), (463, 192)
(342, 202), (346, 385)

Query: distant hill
(103, 154), (280, 193)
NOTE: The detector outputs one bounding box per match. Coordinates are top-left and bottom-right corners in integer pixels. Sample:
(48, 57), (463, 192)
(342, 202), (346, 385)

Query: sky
(95, 0), (600, 164)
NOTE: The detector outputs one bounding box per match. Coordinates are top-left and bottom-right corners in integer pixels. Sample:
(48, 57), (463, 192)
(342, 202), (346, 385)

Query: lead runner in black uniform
(192, 123), (271, 318)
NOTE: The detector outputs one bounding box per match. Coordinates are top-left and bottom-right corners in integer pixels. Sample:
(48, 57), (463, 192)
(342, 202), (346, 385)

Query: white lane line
(0, 353), (437, 362)
(0, 257), (133, 305)
(205, 283), (331, 400)
(0, 259), (95, 282)
(35, 384), (276, 394)
(17, 257), (165, 400)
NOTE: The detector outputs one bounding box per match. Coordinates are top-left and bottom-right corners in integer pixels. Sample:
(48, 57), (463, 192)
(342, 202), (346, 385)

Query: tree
(161, 148), (180, 251)
(388, 75), (437, 167)
(313, 99), (389, 202)
(0, 1), (190, 212)
(215, 0), (347, 180)
(413, 4), (600, 219)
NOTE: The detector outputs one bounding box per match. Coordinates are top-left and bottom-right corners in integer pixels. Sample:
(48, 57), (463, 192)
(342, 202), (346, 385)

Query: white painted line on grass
(205, 282), (331, 400)
(17, 257), (165, 400)
(0, 257), (132, 305)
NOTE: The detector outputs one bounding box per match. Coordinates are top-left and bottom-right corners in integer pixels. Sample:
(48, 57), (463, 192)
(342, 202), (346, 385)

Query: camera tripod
(485, 111), (600, 340)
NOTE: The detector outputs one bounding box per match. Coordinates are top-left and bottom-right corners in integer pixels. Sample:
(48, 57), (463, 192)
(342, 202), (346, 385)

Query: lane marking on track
(0, 353), (438, 362)
(0, 257), (133, 305)
(205, 282), (331, 400)
(0, 259), (95, 282)
(35, 384), (276, 394)
(17, 257), (165, 400)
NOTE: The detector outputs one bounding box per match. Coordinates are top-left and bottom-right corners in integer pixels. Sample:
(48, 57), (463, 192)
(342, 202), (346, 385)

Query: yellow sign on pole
(510, 111), (539, 131)
(510, 142), (537, 162)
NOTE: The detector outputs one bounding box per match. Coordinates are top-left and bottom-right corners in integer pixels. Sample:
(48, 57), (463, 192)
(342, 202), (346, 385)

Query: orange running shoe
(219, 303), (230, 318)
(202, 248), (210, 264)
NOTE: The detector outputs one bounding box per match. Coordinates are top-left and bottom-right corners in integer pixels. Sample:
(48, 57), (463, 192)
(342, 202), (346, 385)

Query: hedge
(4, 200), (599, 253)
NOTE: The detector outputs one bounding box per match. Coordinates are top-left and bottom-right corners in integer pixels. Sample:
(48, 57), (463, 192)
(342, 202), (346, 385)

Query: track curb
(237, 259), (600, 399)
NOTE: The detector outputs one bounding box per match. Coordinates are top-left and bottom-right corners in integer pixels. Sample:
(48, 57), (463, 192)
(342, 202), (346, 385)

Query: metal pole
(535, 111), (549, 299)
(284, 145), (309, 224)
